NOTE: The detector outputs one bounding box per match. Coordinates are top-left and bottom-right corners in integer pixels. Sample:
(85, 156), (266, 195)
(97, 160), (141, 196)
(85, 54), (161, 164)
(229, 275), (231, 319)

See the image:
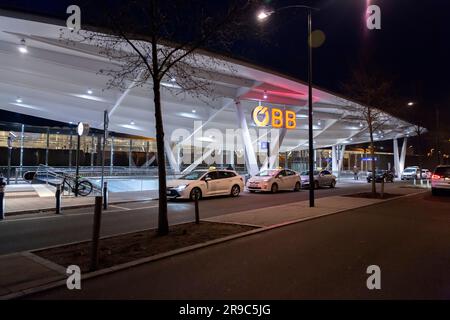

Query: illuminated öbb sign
(252, 106), (296, 129)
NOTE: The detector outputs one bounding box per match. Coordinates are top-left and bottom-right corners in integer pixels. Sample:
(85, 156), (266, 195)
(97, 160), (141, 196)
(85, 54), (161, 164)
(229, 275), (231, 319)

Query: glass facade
(0, 122), (156, 179)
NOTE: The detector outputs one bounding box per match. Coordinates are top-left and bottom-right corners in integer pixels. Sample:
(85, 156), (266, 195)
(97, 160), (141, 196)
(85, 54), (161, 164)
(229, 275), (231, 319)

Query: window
(321, 170), (331, 175)
(277, 170), (287, 177)
(218, 171), (236, 179)
(179, 170), (207, 180)
(286, 170), (296, 176)
(434, 166), (450, 177)
(204, 171), (218, 180)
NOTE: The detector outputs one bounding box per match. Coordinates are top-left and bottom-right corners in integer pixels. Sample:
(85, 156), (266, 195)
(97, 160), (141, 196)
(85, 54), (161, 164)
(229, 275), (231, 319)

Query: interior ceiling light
(18, 39), (28, 54)
(192, 109), (196, 113)
(130, 120), (135, 125)
(263, 91), (268, 99)
(16, 97), (22, 103)
(87, 89), (93, 95)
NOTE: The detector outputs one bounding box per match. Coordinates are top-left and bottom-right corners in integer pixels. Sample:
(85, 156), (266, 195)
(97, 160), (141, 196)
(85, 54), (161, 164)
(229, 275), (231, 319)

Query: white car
(401, 167), (420, 180)
(246, 169), (301, 193)
(300, 170), (337, 189)
(431, 165), (450, 196)
(166, 169), (244, 200)
(421, 169), (432, 179)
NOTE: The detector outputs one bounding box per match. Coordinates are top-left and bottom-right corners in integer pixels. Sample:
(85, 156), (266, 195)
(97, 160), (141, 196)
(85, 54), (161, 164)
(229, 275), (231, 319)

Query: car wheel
(314, 181), (319, 189)
(294, 182), (301, 192)
(230, 185), (240, 197)
(189, 187), (202, 201)
(271, 183), (278, 193)
(330, 180), (336, 188)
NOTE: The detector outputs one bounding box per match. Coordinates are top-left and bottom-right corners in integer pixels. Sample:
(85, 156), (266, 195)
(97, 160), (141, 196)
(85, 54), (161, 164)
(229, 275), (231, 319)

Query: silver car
(300, 170), (337, 189)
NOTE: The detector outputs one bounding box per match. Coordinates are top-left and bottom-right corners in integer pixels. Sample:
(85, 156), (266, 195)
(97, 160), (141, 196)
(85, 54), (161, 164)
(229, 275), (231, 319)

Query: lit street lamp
(257, 5), (319, 207)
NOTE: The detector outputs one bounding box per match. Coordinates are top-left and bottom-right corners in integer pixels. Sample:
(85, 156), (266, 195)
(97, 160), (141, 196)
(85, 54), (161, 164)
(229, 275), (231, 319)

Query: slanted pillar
(394, 137), (407, 178)
(235, 100), (258, 176)
(400, 137), (407, 174)
(164, 138), (180, 174)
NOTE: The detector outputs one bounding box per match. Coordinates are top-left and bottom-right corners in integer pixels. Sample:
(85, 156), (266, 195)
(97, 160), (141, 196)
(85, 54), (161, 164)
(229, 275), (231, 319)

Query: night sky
(0, 0), (449, 128)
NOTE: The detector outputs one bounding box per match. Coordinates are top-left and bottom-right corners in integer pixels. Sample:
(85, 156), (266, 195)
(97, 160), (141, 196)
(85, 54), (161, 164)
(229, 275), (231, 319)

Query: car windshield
(435, 167), (450, 176)
(404, 168), (416, 172)
(256, 170), (278, 177)
(179, 171), (207, 180)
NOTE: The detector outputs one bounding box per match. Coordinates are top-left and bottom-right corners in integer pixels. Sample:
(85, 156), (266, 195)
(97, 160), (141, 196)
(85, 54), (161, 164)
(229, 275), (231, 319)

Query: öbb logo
(252, 106), (296, 129)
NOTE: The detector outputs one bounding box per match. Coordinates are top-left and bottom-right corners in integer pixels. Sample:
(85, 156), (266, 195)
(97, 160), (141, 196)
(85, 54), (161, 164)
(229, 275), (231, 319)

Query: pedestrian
(353, 166), (359, 180)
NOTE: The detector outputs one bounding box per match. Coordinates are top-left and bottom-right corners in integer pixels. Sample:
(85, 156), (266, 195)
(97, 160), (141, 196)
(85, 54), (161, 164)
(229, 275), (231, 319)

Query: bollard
(194, 193), (200, 224)
(0, 177), (6, 220)
(103, 181), (108, 210)
(55, 184), (62, 214)
(90, 196), (103, 272)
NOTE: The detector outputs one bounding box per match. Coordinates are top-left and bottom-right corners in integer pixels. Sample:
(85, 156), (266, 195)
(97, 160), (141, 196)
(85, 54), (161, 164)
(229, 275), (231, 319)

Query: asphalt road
(0, 180), (371, 254)
(30, 190), (450, 299)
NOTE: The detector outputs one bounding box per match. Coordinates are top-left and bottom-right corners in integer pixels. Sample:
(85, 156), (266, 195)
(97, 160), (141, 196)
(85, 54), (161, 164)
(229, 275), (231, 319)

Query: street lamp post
(257, 5), (319, 207)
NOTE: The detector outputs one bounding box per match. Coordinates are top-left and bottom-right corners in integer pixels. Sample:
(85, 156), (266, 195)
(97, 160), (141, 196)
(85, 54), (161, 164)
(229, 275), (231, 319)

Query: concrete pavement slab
(0, 253), (65, 298)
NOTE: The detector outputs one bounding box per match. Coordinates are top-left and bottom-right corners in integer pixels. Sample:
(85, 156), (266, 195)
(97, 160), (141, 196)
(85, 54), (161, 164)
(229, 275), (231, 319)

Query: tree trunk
(368, 112), (376, 195)
(417, 129), (423, 184)
(153, 80), (169, 235)
(370, 142), (376, 195)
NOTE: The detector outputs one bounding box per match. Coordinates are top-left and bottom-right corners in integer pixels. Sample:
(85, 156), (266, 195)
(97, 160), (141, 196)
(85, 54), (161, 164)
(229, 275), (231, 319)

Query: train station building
(0, 10), (416, 182)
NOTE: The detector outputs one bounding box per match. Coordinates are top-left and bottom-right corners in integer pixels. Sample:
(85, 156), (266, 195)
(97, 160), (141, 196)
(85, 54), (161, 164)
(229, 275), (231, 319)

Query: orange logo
(252, 106), (296, 129)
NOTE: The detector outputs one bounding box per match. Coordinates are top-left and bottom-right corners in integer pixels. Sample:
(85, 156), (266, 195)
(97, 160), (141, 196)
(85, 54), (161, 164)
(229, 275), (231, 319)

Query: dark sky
(1, 0), (449, 127)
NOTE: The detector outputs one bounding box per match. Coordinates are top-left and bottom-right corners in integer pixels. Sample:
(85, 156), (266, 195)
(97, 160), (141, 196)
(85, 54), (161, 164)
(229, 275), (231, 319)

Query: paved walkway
(206, 183), (423, 226)
(0, 183), (426, 299)
(4, 184), (158, 215)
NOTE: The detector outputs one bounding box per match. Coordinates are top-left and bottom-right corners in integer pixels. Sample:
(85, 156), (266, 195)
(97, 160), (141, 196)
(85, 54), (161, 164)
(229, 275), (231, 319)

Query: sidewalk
(4, 184), (158, 215)
(205, 183), (422, 227)
(0, 183), (427, 299)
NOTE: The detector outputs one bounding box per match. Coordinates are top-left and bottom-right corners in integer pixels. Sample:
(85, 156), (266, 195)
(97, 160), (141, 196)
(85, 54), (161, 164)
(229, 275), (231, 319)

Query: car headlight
(175, 184), (189, 191)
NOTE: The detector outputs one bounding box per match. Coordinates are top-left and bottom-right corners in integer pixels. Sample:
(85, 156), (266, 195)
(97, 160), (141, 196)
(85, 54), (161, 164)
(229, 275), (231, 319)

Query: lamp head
(257, 10), (272, 21)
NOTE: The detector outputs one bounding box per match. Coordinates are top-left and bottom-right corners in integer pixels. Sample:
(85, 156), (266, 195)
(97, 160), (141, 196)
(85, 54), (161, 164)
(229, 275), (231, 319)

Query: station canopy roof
(0, 11), (416, 152)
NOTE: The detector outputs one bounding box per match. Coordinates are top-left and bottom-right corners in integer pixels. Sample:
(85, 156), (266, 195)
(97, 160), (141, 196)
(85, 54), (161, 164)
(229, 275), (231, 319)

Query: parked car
(367, 170), (395, 183)
(421, 169), (432, 179)
(431, 165), (450, 196)
(401, 166), (420, 180)
(166, 169), (244, 200)
(300, 170), (336, 189)
(246, 169), (301, 193)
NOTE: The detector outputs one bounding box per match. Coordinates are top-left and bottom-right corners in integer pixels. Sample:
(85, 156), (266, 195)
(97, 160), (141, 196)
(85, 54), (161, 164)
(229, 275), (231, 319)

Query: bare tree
(342, 65), (393, 195)
(61, 0), (261, 235)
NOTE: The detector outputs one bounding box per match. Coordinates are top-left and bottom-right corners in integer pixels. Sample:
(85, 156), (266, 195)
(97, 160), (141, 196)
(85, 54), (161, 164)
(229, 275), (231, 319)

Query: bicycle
(62, 174), (93, 196)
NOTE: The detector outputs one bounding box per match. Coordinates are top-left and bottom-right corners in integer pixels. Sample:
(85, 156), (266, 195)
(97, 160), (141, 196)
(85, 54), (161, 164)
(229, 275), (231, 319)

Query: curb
(2, 189), (427, 300)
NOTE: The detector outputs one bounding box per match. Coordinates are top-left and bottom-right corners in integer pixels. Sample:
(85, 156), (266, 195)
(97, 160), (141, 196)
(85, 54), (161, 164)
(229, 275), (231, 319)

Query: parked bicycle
(62, 174), (93, 196)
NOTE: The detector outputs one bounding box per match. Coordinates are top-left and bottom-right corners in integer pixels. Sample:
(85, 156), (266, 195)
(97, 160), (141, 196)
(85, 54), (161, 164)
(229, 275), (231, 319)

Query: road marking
(109, 204), (132, 211)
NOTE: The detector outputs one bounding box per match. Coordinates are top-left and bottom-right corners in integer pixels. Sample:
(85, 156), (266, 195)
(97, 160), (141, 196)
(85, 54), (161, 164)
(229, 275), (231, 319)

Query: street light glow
(257, 10), (270, 21)
(407, 102), (414, 106)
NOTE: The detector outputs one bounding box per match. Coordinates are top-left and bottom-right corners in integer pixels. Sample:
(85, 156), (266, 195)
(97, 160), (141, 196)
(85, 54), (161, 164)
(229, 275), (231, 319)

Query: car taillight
(432, 174), (441, 180)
